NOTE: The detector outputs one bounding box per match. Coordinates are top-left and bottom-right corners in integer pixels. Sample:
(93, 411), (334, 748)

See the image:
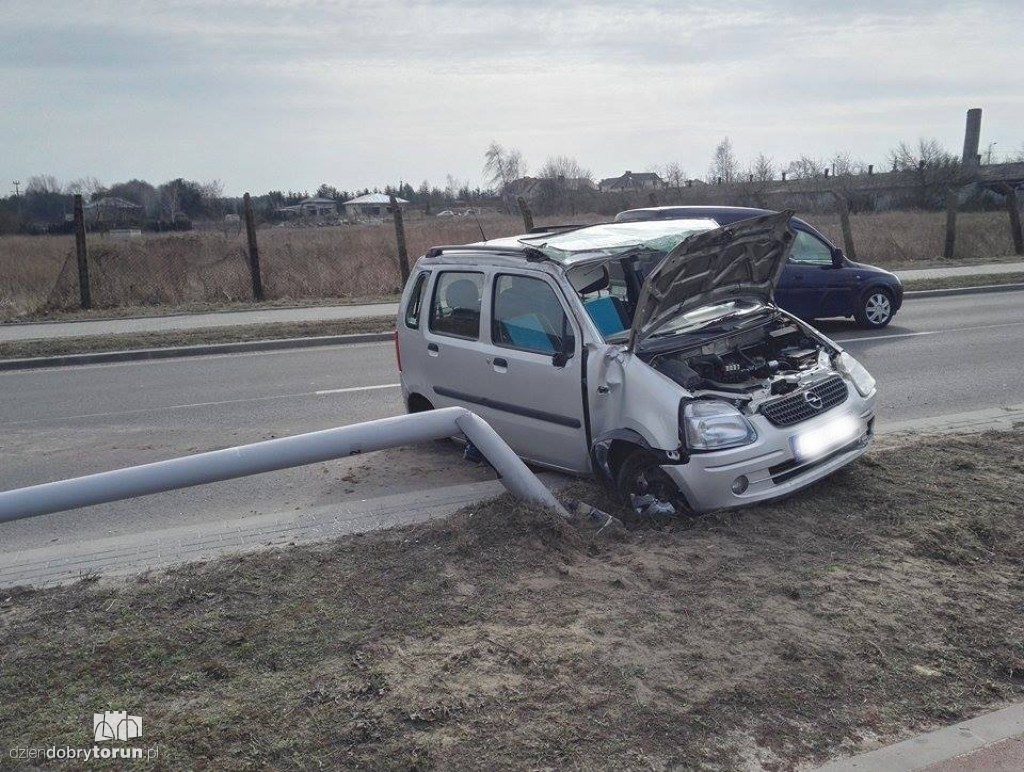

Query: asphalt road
(1, 292), (1022, 555)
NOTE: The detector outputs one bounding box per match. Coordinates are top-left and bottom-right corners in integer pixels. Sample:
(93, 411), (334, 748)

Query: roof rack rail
(424, 244), (548, 262)
(527, 223), (592, 235)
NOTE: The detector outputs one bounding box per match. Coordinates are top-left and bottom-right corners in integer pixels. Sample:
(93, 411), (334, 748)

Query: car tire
(615, 449), (692, 518)
(854, 287), (894, 329)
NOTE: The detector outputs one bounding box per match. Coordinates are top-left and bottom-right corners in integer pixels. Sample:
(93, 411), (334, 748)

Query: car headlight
(681, 401), (757, 451)
(835, 352), (876, 397)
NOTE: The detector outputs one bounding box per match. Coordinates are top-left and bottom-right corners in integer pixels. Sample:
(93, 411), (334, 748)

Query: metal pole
(0, 408), (567, 523)
(73, 194), (92, 309)
(243, 192), (265, 301)
(389, 193), (411, 284)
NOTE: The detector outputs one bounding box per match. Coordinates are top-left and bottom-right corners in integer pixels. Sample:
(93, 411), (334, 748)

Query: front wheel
(615, 449), (692, 518)
(854, 288), (894, 329)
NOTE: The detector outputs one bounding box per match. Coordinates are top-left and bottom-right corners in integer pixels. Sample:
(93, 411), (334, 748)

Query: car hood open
(628, 211), (796, 351)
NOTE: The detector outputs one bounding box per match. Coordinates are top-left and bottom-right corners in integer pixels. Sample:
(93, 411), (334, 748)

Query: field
(1, 430), (1022, 769)
(0, 210), (1020, 319)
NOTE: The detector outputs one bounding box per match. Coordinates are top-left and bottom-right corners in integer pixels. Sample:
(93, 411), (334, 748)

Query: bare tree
(483, 142), (528, 199)
(662, 161), (687, 191)
(707, 137), (739, 183)
(829, 152), (864, 177)
(25, 175), (62, 195)
(537, 155), (593, 215)
(887, 138), (966, 208)
(64, 176), (104, 200)
(784, 156), (827, 180)
(749, 153), (775, 182)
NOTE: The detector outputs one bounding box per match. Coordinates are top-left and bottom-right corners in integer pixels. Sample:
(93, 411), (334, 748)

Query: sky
(2, 0), (1022, 197)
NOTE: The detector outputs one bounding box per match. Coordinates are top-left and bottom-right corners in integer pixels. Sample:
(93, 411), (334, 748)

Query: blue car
(615, 206), (904, 328)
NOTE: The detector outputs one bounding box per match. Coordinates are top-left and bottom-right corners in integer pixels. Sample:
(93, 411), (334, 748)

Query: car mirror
(831, 249), (845, 267)
(551, 336), (575, 368)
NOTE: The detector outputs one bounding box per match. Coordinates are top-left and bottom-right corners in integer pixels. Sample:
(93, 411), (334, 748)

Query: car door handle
(492, 357), (508, 372)
(427, 343), (439, 353)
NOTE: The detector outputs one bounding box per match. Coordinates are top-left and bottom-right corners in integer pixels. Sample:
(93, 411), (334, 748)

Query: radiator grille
(759, 376), (848, 427)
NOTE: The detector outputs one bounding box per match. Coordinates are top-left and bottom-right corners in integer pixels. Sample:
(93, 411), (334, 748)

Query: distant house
(82, 196), (143, 226)
(598, 171), (665, 193)
(343, 193), (408, 220)
(278, 196), (339, 218)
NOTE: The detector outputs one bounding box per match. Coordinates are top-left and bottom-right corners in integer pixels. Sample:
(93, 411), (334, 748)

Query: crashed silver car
(395, 212), (877, 515)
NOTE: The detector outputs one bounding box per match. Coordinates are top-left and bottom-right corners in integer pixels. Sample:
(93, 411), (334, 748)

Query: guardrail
(0, 407), (568, 524)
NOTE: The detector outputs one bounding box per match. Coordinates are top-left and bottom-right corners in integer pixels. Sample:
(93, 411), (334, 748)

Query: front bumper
(662, 396), (875, 513)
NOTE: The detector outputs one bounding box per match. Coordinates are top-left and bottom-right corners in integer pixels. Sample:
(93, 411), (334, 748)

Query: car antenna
(471, 210), (487, 241)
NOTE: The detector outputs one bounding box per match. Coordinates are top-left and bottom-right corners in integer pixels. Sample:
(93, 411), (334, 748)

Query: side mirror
(831, 249), (845, 267)
(551, 336), (575, 368)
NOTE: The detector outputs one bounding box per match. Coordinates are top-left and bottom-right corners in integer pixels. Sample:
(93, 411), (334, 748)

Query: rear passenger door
(421, 270), (491, 415)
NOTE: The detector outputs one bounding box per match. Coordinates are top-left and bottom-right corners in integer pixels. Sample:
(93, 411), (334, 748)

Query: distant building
(82, 196), (143, 226)
(342, 193), (408, 220)
(277, 197), (339, 218)
(598, 171), (665, 193)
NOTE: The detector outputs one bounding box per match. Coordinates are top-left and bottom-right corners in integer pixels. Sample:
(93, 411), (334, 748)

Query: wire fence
(1, 199), (1021, 319)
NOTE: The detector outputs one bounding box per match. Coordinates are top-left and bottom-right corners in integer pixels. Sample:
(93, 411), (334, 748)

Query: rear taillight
(393, 330), (402, 372)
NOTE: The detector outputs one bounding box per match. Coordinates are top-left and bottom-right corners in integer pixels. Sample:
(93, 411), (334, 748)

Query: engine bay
(649, 315), (838, 410)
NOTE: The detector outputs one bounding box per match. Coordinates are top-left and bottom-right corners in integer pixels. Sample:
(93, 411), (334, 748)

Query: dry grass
(1, 210), (1020, 320)
(0, 317), (395, 361)
(1, 430), (1022, 769)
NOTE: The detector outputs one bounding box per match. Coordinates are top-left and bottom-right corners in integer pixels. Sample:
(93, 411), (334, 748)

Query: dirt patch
(1, 431), (1022, 769)
(0, 317), (395, 360)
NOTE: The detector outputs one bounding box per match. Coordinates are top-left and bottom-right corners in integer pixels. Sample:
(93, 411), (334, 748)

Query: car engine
(649, 317), (838, 409)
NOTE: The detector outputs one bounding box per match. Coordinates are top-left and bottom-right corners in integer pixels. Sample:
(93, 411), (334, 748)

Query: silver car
(396, 212), (877, 515)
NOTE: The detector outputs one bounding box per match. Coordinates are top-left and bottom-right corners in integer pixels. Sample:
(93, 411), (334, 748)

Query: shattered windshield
(520, 219), (717, 263)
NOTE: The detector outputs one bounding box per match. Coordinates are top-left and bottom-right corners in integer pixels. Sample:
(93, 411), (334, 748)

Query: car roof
(615, 205), (775, 223)
(423, 218), (720, 268)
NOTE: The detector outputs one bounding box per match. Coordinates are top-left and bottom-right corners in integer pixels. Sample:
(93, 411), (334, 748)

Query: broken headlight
(835, 352), (876, 397)
(682, 401), (757, 451)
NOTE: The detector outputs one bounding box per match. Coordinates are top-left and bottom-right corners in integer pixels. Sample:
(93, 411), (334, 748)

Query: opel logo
(803, 390), (824, 410)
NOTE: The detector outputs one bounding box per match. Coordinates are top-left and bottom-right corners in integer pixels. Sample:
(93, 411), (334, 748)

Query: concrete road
(1, 292), (1022, 558)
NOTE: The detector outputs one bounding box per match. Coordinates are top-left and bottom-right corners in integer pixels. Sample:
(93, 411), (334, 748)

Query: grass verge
(902, 272), (1024, 292)
(2, 430), (1022, 769)
(0, 317), (396, 360)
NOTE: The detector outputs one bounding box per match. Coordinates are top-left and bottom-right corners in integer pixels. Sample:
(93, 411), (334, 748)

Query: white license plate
(791, 414), (864, 462)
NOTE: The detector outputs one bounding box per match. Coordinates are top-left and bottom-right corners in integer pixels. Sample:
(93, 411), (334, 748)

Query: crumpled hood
(629, 211), (796, 350)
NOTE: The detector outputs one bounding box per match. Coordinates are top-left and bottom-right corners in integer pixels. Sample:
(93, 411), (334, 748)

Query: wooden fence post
(830, 191), (857, 262)
(389, 194), (411, 285)
(997, 183), (1024, 256)
(943, 188), (958, 259)
(73, 194), (92, 309)
(517, 196), (534, 232)
(243, 193), (265, 301)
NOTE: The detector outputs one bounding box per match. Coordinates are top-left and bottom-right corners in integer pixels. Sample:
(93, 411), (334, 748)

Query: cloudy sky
(3, 0), (1022, 196)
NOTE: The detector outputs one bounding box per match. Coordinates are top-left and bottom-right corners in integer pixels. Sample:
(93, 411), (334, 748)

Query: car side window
(492, 274), (575, 355)
(404, 271), (430, 329)
(429, 271), (484, 339)
(789, 231), (834, 266)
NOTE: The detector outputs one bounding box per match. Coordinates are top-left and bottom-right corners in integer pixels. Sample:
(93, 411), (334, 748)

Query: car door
(420, 268), (496, 416)
(479, 271), (590, 472)
(776, 229), (846, 319)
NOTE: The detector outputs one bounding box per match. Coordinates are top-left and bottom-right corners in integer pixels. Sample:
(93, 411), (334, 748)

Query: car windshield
(520, 219), (717, 264)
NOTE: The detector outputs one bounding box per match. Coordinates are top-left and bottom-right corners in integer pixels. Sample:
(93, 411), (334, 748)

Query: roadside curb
(903, 282), (1024, 298)
(0, 331), (393, 371)
(814, 701), (1024, 771)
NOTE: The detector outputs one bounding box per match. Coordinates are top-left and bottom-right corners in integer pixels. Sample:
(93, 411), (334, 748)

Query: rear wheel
(855, 288), (894, 329)
(615, 449), (691, 518)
